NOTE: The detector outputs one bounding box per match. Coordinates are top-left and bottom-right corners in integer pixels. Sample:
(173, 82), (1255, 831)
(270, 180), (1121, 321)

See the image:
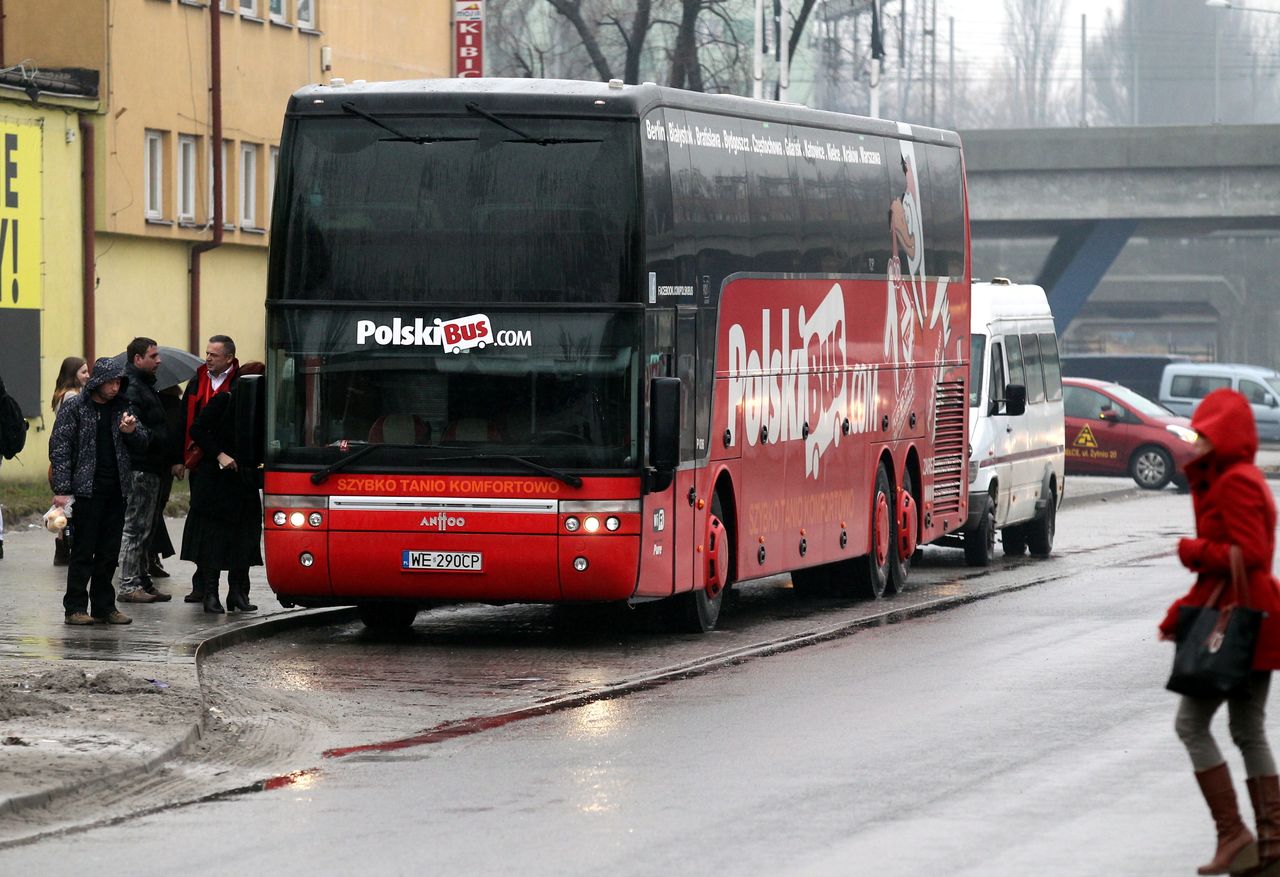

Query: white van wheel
(964, 504), (996, 567)
(1131, 445), (1173, 490)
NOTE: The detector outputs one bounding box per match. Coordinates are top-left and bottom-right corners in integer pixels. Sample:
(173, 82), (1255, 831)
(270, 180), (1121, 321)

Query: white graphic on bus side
(354, 316), (533, 352)
(726, 284), (879, 479)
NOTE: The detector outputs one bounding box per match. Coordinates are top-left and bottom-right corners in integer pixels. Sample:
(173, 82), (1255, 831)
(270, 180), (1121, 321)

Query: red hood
(1191, 387), (1257, 467)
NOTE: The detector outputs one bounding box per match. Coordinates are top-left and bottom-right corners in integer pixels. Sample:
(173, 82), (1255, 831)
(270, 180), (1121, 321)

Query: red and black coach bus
(259, 78), (970, 632)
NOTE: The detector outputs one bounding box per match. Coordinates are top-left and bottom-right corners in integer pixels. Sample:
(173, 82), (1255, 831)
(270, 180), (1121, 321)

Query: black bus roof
(286, 77), (962, 148)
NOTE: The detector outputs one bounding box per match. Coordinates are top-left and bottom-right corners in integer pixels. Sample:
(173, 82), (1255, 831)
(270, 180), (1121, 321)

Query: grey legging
(1176, 672), (1277, 776)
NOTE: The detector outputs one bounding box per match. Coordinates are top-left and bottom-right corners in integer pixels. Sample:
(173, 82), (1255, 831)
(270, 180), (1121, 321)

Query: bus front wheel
(668, 495), (730, 633)
(358, 603), (419, 633)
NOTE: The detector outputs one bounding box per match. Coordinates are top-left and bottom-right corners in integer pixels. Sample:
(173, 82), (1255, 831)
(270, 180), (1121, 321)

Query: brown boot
(1244, 776), (1280, 876)
(1196, 763), (1259, 875)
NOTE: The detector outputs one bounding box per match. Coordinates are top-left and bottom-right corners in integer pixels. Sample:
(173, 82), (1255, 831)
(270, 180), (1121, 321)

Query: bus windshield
(273, 115), (639, 304)
(267, 307), (641, 472)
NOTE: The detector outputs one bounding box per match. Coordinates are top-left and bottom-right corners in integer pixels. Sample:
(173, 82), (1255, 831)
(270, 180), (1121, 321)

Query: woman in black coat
(181, 362), (264, 613)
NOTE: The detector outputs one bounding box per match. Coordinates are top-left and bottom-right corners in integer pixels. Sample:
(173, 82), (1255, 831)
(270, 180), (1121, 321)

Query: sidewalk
(0, 515), (339, 824)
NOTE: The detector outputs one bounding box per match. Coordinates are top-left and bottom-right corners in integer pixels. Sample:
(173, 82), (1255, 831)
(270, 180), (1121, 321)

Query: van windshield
(969, 334), (986, 407)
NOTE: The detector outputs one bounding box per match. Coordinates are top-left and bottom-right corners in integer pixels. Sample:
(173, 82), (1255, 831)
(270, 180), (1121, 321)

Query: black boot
(185, 571), (205, 603)
(54, 535), (71, 566)
(203, 585), (225, 614)
(226, 587), (257, 612)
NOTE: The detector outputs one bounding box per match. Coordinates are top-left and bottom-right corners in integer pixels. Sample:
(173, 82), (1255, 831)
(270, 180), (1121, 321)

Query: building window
(269, 0), (286, 22)
(296, 0), (315, 29)
(268, 145), (279, 223)
(220, 0), (234, 11)
(240, 143), (259, 228)
(144, 130), (165, 220)
(239, 0), (257, 16)
(177, 135), (197, 222)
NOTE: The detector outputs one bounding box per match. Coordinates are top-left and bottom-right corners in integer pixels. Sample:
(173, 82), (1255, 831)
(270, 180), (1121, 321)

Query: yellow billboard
(0, 118), (42, 310)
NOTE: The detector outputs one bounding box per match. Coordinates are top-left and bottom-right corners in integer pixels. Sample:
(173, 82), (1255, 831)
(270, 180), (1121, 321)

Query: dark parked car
(1059, 353), (1191, 402)
(1062, 377), (1199, 489)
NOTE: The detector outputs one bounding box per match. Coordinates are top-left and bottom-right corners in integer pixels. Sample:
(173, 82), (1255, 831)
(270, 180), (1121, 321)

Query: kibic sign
(454, 1), (484, 78)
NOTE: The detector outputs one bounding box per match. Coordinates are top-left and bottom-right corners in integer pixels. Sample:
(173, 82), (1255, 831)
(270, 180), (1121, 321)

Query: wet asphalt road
(3, 481), (1249, 875)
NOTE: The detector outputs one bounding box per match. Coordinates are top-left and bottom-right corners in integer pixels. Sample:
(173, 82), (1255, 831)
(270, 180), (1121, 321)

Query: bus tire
(668, 494), (730, 633)
(1026, 487), (1056, 557)
(358, 603), (418, 633)
(888, 467), (916, 595)
(964, 502), (996, 567)
(850, 462), (895, 600)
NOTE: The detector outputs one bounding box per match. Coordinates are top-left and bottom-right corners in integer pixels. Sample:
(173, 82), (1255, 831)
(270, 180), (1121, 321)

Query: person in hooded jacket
(49, 356), (150, 625)
(1160, 388), (1280, 876)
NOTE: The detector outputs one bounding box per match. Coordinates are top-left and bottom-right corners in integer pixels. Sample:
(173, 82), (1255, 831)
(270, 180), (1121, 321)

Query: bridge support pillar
(1035, 219), (1137, 335)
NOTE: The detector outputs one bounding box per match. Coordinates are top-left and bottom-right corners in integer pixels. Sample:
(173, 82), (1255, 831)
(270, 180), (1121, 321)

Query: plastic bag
(43, 497), (73, 534)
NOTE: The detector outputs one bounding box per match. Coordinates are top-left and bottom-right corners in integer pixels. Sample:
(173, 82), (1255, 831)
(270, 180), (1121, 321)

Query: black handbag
(1167, 545), (1264, 698)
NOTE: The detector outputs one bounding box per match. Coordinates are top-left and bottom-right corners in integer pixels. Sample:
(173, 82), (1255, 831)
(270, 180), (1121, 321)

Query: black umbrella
(110, 345), (204, 391)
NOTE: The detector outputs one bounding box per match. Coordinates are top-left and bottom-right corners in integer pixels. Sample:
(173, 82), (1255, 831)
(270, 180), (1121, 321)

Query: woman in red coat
(1160, 388), (1280, 875)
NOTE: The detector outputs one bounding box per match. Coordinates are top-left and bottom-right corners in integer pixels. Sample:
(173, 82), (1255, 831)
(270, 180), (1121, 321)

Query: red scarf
(183, 359), (238, 466)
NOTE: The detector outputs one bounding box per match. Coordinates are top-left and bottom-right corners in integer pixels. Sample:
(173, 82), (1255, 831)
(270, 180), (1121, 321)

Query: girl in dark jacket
(181, 362), (264, 614)
(1160, 388), (1280, 875)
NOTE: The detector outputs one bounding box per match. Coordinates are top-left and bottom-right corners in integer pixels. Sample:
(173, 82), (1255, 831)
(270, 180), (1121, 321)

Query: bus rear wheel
(888, 468), (916, 595)
(357, 603), (419, 633)
(669, 495), (730, 633)
(850, 463), (895, 599)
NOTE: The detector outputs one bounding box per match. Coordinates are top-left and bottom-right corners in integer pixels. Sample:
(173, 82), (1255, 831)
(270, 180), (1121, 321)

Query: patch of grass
(0, 476), (191, 524)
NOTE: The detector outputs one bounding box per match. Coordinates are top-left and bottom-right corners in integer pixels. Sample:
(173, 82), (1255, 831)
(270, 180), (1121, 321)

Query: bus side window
(988, 341), (1006, 415)
(1004, 335), (1025, 390)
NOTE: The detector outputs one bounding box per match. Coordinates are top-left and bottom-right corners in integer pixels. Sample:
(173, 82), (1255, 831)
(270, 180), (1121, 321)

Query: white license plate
(401, 550), (483, 572)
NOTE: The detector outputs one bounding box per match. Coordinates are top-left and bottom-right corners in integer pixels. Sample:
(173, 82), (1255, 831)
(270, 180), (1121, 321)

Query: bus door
(638, 309), (678, 597)
(673, 306), (699, 593)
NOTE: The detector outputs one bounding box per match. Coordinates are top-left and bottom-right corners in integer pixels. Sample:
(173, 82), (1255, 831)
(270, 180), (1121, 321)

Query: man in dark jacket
(117, 337), (172, 603)
(50, 356), (149, 625)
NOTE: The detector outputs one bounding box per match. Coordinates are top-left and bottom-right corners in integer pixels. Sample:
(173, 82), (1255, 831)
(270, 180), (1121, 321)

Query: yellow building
(0, 0), (454, 483)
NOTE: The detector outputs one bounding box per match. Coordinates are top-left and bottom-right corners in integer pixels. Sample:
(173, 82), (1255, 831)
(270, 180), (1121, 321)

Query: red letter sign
(454, 1), (484, 78)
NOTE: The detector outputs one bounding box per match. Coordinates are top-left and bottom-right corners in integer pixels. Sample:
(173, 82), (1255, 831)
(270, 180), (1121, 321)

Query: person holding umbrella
(116, 337), (173, 603)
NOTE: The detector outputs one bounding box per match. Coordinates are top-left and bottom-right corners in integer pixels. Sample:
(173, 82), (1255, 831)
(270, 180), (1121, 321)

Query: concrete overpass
(960, 124), (1280, 337)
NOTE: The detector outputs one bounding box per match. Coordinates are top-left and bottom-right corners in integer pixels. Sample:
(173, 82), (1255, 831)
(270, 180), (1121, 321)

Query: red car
(1062, 377), (1199, 489)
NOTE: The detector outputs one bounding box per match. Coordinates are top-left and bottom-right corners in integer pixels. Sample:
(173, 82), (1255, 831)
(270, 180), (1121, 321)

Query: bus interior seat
(441, 417), (502, 443)
(368, 414), (432, 445)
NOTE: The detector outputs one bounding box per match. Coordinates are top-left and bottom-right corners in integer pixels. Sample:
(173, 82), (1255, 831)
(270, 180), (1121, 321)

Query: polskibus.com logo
(355, 316), (533, 354)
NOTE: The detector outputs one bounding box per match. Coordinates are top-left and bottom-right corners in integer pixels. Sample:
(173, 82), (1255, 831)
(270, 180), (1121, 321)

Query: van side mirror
(1269, 396), (1278, 409)
(1002, 383), (1027, 417)
(234, 374), (266, 469)
(647, 377), (680, 492)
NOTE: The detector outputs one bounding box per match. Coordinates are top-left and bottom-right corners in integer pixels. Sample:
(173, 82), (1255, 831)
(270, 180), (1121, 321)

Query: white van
(952, 280), (1066, 566)
(1158, 362), (1280, 442)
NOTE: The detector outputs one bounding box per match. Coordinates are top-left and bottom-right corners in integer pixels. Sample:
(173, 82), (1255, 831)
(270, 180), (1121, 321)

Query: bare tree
(1000, 0), (1068, 126)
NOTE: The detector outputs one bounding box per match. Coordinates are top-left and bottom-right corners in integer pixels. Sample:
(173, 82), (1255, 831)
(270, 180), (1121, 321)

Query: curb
(0, 606), (356, 824)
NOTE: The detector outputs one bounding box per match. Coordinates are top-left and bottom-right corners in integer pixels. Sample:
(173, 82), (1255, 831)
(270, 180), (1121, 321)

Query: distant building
(0, 0), (453, 481)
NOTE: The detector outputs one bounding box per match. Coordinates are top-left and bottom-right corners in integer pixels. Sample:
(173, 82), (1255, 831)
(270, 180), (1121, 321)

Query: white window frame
(295, 0), (315, 30)
(177, 135), (197, 222)
(240, 143), (259, 228)
(268, 0), (286, 23)
(268, 145), (279, 223)
(239, 0), (258, 16)
(144, 130), (164, 220)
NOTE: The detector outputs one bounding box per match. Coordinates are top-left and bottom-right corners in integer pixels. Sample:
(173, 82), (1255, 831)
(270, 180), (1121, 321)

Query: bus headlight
(273, 511), (287, 526)
(308, 512), (323, 527)
(605, 516), (621, 531)
(289, 512), (306, 528)
(564, 516), (581, 532)
(584, 516), (601, 533)
(300, 552), (315, 567)
(573, 557), (588, 571)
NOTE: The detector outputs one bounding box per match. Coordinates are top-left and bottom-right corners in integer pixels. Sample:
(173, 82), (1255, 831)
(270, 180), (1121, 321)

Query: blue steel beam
(1034, 219), (1138, 335)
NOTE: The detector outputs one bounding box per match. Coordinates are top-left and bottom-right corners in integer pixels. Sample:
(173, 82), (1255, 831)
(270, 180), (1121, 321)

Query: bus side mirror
(1002, 384), (1027, 417)
(648, 377), (680, 492)
(234, 374), (266, 470)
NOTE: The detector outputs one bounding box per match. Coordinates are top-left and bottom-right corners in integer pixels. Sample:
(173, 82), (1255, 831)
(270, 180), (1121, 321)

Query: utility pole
(753, 0), (764, 99)
(948, 15), (954, 127)
(1080, 13), (1087, 126)
(869, 0), (885, 118)
(929, 0), (937, 126)
(779, 0), (791, 101)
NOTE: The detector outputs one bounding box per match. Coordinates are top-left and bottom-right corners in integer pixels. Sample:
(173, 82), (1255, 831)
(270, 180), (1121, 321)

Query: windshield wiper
(310, 442), (429, 484)
(429, 453), (583, 488)
(340, 101), (474, 145)
(462, 102), (598, 147)
(310, 445), (583, 488)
